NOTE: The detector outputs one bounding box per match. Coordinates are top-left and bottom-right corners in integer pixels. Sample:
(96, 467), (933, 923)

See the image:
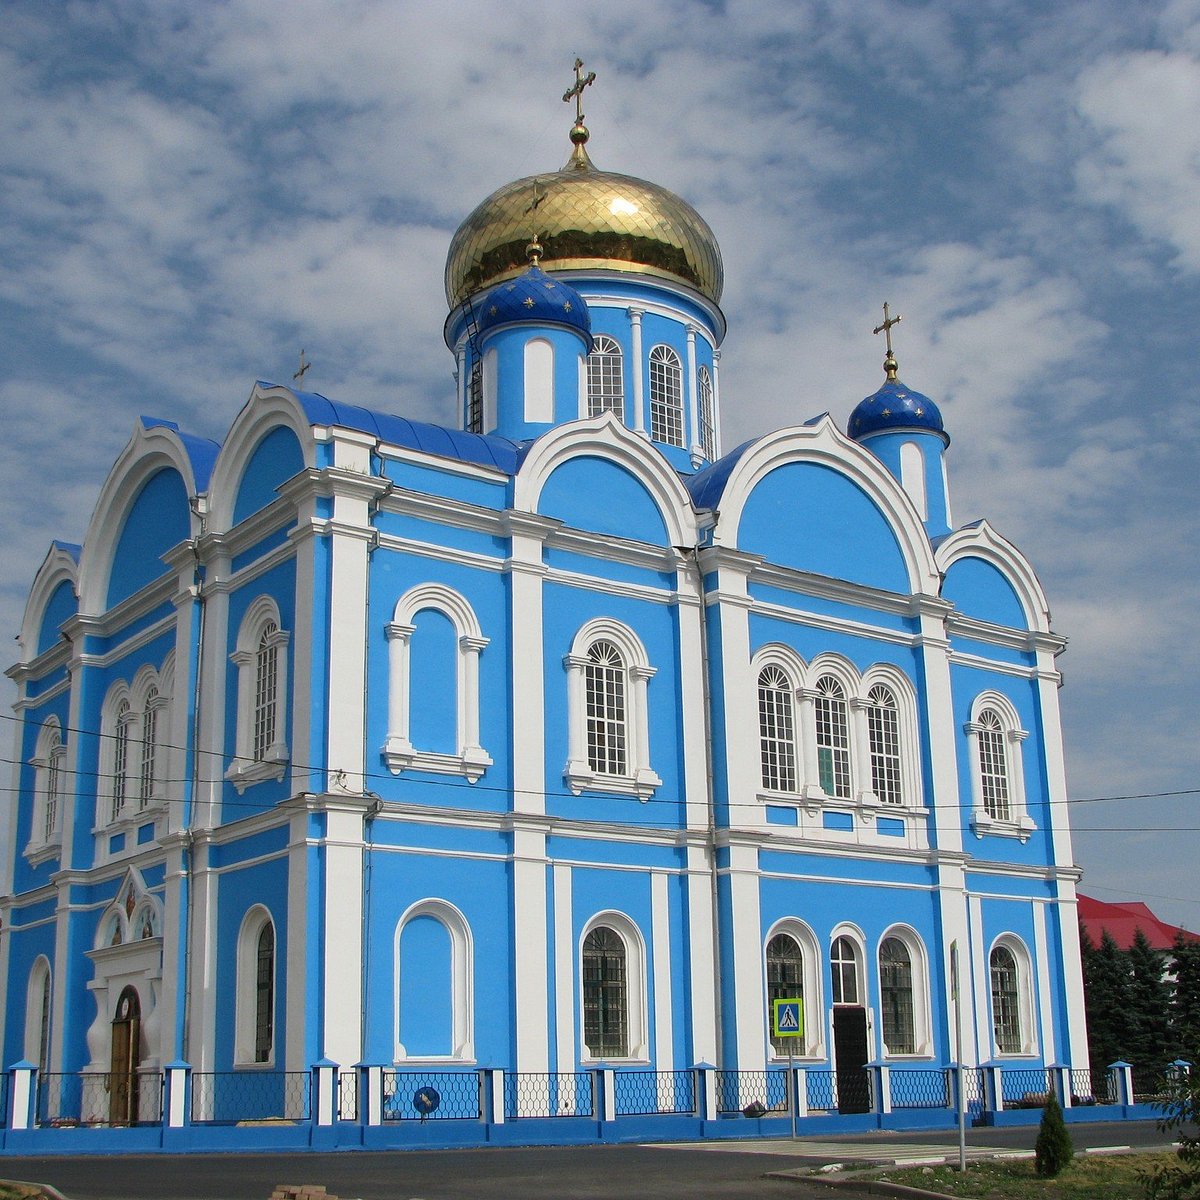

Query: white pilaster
(1032, 899), (1056, 1065)
(513, 825), (549, 1072)
(685, 324), (700, 461)
(918, 601), (963, 853)
(711, 349), (723, 457)
(686, 844), (719, 1065)
(627, 308), (645, 433)
(553, 863), (574, 1075)
(320, 796), (366, 1070)
(726, 837), (765, 1070)
(651, 871), (673, 1071)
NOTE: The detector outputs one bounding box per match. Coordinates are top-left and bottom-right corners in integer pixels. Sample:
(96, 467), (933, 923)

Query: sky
(1, 1), (1197, 926)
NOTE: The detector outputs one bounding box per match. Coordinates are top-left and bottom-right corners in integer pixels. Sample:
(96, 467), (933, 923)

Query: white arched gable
(512, 410), (697, 548)
(77, 422), (204, 615)
(205, 383), (318, 534)
(750, 641), (807, 680)
(18, 544), (79, 664)
(707, 416), (941, 596)
(936, 521), (1052, 634)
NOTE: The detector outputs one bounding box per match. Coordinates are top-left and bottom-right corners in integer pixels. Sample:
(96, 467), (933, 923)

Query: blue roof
(51, 541), (81, 564)
(139, 416), (221, 491)
(686, 437), (758, 510)
(280, 386), (527, 475)
(848, 378), (947, 443)
(475, 266), (592, 348)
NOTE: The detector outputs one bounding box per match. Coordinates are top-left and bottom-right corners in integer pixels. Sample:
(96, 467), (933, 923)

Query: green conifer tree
(1035, 1092), (1074, 1178)
(1083, 929), (1133, 1085)
(1170, 932), (1200, 1065)
(1128, 928), (1174, 1093)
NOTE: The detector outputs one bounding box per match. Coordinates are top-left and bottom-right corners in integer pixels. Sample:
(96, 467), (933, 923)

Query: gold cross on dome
(563, 57), (596, 125)
(873, 302), (902, 356)
(293, 349), (312, 383)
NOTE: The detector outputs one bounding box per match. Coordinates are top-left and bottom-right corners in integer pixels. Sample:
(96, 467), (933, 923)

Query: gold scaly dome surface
(444, 141), (724, 307)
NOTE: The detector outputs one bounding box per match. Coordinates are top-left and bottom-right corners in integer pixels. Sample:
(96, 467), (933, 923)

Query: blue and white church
(1, 88), (1090, 1135)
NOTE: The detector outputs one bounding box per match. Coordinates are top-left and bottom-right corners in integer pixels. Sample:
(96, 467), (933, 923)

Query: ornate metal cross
(873, 302), (902, 357)
(293, 349), (311, 384)
(563, 57), (596, 124)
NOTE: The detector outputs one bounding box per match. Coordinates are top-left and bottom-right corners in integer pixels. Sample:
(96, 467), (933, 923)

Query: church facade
(1, 96), (1091, 1138)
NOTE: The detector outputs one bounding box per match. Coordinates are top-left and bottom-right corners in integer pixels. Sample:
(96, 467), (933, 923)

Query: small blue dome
(848, 378), (946, 442)
(476, 266), (591, 349)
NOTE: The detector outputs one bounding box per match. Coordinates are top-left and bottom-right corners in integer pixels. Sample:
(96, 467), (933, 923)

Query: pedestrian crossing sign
(772, 998), (804, 1038)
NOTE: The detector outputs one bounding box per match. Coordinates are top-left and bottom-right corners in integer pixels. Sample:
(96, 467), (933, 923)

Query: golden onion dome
(445, 139), (724, 307)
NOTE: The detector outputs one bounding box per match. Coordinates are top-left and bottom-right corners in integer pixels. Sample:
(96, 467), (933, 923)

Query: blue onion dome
(849, 378), (945, 440)
(475, 260), (592, 350)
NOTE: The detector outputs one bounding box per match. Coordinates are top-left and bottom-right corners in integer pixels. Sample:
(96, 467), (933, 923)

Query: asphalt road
(0, 1120), (1177, 1200)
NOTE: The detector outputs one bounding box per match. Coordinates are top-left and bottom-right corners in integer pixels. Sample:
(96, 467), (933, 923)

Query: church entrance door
(832, 1006), (870, 1114)
(109, 985), (141, 1125)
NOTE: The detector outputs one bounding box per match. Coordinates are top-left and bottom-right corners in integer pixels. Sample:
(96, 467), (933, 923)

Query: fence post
(1049, 1064), (1070, 1108)
(7, 1062), (36, 1130)
(984, 1064), (1004, 1113)
(359, 1064), (383, 1126)
(479, 1067), (504, 1125)
(1168, 1059), (1192, 1084)
(162, 1061), (191, 1129)
(313, 1059), (337, 1127)
(791, 1067), (809, 1120)
(592, 1067), (615, 1122)
(866, 1062), (891, 1115)
(1108, 1061), (1133, 1106)
(692, 1062), (716, 1121)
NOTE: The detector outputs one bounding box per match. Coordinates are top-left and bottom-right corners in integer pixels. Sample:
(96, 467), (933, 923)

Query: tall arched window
(815, 676), (851, 799)
(587, 335), (624, 418)
(28, 719), (66, 859)
(867, 684), (903, 805)
(990, 944), (1022, 1054)
(977, 709), (1010, 820)
(766, 933), (804, 1054)
(648, 345), (683, 446)
(112, 700), (134, 821)
(253, 621), (280, 763)
(255, 922), (275, 1064)
(139, 686), (159, 811)
(758, 666), (797, 792)
(585, 640), (627, 776)
(831, 935), (860, 1005)
(44, 730), (63, 842)
(879, 937), (915, 1053)
(582, 926), (628, 1058)
(236, 907), (276, 1065)
(228, 598), (290, 791)
(966, 693), (1033, 838)
(697, 364), (715, 461)
(25, 959), (52, 1074)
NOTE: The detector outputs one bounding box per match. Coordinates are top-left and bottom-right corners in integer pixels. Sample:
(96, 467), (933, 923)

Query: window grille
(112, 701), (133, 821)
(44, 733), (62, 842)
(766, 933), (804, 1054)
(831, 935), (859, 1005)
(466, 359), (483, 433)
(585, 640), (627, 776)
(880, 937), (915, 1053)
(697, 364), (715, 460)
(139, 688), (158, 811)
(867, 684), (903, 805)
(990, 945), (1021, 1053)
(253, 623), (279, 763)
(648, 346), (683, 446)
(978, 710), (1011, 820)
(37, 971), (51, 1075)
(583, 926), (628, 1058)
(587, 335), (624, 417)
(255, 923), (274, 1063)
(758, 666), (797, 792)
(815, 676), (851, 798)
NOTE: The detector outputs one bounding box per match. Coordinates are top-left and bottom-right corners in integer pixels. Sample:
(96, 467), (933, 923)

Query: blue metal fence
(715, 1069), (788, 1116)
(614, 1069), (695, 1116)
(381, 1070), (480, 1121)
(891, 1067), (950, 1109)
(505, 1071), (593, 1118)
(190, 1071), (310, 1125)
(36, 1071), (162, 1126)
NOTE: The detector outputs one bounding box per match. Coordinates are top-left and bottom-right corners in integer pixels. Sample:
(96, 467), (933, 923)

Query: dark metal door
(833, 1006), (870, 1114)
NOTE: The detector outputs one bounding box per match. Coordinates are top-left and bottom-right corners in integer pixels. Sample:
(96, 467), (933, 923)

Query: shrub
(1141, 1071), (1200, 1199)
(1034, 1092), (1074, 1178)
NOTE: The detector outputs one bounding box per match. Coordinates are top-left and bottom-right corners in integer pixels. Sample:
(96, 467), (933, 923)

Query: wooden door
(109, 986), (141, 1125)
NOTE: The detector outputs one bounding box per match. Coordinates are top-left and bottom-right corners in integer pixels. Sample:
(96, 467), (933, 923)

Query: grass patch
(866, 1151), (1176, 1198)
(0, 1184), (51, 1200)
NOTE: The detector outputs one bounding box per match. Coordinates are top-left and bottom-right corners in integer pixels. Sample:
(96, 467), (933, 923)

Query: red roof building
(1078, 894), (1200, 952)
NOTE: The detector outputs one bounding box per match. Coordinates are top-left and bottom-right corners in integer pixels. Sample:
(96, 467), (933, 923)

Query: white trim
(651, 872), (673, 1072)
(936, 522), (1052, 634)
(24, 956), (53, 1071)
(17, 544), (79, 665)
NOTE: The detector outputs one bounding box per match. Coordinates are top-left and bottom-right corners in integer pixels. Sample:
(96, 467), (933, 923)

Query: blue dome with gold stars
(849, 377), (946, 443)
(476, 265), (592, 349)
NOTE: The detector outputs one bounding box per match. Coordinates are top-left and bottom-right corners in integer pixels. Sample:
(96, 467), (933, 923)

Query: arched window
(866, 684), (903, 805)
(758, 666), (797, 792)
(228, 598), (290, 791)
(587, 335), (624, 418)
(235, 907), (276, 1065)
(697, 364), (715, 461)
(766, 933), (804, 1054)
(565, 621), (661, 799)
(977, 710), (1010, 820)
(139, 686), (159, 811)
(965, 693), (1033, 839)
(582, 926), (628, 1059)
(44, 730), (63, 842)
(990, 944), (1023, 1055)
(25, 958), (52, 1074)
(648, 345), (683, 446)
(879, 937), (915, 1053)
(815, 676), (851, 799)
(112, 700), (134, 821)
(27, 719), (67, 860)
(831, 935), (860, 1005)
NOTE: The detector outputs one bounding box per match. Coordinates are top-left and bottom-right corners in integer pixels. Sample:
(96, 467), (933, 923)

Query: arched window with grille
(139, 686), (159, 811)
(582, 925), (629, 1059)
(815, 676), (851, 799)
(587, 335), (624, 418)
(879, 937), (915, 1053)
(228, 597), (290, 791)
(253, 621), (280, 763)
(255, 922), (275, 1063)
(27, 719), (67, 860)
(236, 906), (277, 1065)
(585, 640), (627, 776)
(758, 665), (797, 792)
(112, 700), (133, 822)
(977, 709), (1010, 820)
(648, 345), (683, 446)
(766, 933), (804, 1054)
(966, 693), (1033, 838)
(866, 684), (903, 805)
(697, 364), (715, 460)
(990, 944), (1021, 1053)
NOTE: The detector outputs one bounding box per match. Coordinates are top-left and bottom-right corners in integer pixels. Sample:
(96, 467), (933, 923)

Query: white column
(321, 797), (366, 1072)
(727, 838), (766, 1071)
(460, 635), (487, 757)
(796, 687), (821, 799)
(652, 871), (674, 1073)
(1032, 900), (1056, 1065)
(513, 826), (549, 1073)
(850, 698), (876, 802)
(685, 324), (700, 462)
(711, 349), (723, 457)
(553, 864), (575, 1077)
(627, 308), (645, 433)
(384, 622), (414, 757)
(918, 602), (963, 853)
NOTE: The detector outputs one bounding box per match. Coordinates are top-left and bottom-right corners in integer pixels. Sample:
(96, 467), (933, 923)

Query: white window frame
(757, 664), (799, 794)
(578, 911), (648, 1063)
(235, 905), (277, 1067)
(764, 919), (824, 1060)
(383, 584), (492, 782)
(988, 934), (1038, 1057)
(587, 334), (625, 419)
(858, 665), (922, 809)
(648, 344), (684, 447)
(697, 363), (715, 462)
(965, 691), (1034, 840)
(226, 596), (290, 792)
(564, 619), (662, 799)
(393, 898), (474, 1063)
(875, 925), (933, 1059)
(24, 956), (53, 1073)
(26, 719), (66, 865)
(830, 929), (865, 1007)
